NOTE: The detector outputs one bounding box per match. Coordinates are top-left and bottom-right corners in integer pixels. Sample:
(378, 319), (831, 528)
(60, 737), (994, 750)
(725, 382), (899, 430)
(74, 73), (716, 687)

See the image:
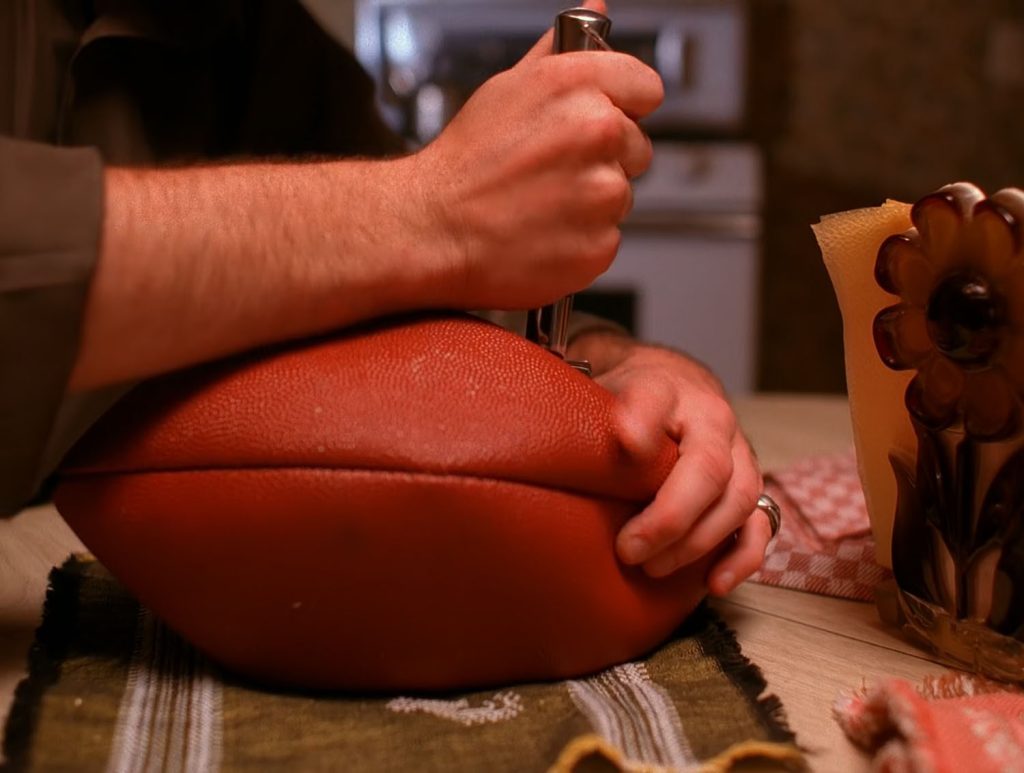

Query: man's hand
(569, 332), (772, 596)
(409, 0), (662, 311)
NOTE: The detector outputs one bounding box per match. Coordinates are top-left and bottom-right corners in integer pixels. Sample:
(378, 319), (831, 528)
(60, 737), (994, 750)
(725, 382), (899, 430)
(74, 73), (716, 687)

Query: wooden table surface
(0, 394), (951, 770)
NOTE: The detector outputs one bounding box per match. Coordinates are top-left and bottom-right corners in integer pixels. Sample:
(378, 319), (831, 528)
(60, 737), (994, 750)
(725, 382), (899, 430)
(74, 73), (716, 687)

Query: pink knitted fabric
(834, 673), (1024, 772)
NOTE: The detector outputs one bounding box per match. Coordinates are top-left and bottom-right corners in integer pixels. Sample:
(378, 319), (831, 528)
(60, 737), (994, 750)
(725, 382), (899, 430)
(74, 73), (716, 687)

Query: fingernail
(620, 535), (650, 564)
(717, 571), (736, 594)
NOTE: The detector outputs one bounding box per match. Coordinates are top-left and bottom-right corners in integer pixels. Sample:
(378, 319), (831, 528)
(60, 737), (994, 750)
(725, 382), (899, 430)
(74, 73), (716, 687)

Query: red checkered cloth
(750, 449), (892, 602)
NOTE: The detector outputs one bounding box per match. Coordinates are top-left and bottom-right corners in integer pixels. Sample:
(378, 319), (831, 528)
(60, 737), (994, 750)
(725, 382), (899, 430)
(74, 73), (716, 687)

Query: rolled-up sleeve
(0, 136), (104, 515)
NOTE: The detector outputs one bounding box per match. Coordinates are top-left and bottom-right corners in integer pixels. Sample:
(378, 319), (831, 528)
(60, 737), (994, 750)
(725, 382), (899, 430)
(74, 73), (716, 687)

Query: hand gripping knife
(525, 8), (613, 377)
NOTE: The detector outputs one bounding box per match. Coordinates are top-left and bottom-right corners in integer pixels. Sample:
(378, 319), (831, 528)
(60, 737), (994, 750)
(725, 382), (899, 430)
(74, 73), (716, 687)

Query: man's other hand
(573, 333), (772, 596)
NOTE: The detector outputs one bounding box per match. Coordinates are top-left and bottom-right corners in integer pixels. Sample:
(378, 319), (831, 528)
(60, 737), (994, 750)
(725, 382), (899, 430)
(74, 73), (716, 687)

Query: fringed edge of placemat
(2, 555), (84, 772)
(551, 606), (805, 772)
(695, 609), (804, 771)
(699, 610), (798, 748)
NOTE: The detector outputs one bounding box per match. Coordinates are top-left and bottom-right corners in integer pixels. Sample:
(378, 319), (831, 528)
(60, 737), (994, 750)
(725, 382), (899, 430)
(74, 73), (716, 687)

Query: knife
(525, 8), (613, 377)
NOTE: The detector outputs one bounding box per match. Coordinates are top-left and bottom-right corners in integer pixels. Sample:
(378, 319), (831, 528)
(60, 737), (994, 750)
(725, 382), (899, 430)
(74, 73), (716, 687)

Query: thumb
(520, 0), (610, 62)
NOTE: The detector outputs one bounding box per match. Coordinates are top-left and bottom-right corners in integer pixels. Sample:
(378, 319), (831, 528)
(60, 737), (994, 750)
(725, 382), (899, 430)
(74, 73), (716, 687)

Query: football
(54, 313), (708, 691)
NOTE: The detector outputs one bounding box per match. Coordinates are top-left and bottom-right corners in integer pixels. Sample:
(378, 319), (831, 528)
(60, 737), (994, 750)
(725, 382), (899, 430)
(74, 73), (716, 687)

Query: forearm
(71, 21), (666, 392)
(71, 157), (448, 390)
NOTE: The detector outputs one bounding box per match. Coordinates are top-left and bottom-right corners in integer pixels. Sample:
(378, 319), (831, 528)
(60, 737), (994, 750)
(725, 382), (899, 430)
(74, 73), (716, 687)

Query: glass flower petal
(988, 188), (1024, 242)
(999, 264), (1024, 329)
(968, 199), (1021, 280)
(874, 304), (934, 370)
(905, 354), (965, 430)
(911, 184), (983, 273)
(962, 367), (1021, 440)
(875, 234), (935, 305)
(998, 332), (1024, 395)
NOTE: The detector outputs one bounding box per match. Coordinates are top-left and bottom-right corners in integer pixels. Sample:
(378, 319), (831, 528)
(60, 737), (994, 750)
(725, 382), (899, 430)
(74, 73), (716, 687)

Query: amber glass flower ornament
(819, 183), (1024, 682)
(874, 184), (1024, 441)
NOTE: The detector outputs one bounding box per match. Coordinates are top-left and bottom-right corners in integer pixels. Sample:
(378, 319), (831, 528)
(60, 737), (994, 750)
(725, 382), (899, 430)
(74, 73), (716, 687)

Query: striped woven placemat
(3, 557), (803, 772)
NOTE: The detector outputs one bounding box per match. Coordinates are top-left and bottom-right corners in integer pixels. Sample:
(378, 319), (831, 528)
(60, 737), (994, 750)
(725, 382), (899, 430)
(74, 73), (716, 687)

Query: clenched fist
(406, 0), (663, 311)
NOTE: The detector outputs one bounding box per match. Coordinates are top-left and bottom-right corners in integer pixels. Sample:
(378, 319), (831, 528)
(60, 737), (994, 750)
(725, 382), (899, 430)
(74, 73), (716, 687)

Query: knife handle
(525, 8), (612, 377)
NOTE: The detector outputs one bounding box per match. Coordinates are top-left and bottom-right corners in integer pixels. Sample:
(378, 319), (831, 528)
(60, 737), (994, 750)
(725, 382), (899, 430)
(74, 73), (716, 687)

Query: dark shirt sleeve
(0, 135), (104, 515)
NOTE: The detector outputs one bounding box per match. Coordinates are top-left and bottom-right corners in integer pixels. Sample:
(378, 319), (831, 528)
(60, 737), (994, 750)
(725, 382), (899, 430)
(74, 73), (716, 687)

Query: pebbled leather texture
(55, 313), (707, 691)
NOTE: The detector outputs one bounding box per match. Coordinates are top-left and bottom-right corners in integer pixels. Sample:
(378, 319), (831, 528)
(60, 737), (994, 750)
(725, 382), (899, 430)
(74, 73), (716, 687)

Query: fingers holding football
(706, 505), (774, 597)
(615, 397), (739, 567)
(634, 434), (761, 579)
(611, 377), (767, 584)
(589, 343), (768, 588)
(648, 431), (761, 571)
(616, 435), (733, 568)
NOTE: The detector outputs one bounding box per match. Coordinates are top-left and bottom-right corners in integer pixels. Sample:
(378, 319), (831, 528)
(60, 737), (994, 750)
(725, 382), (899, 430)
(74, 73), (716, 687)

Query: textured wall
(752, 0), (1024, 391)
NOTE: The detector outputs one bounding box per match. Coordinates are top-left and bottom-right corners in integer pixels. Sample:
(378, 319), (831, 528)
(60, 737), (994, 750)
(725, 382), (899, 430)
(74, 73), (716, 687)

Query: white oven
(598, 142), (761, 394)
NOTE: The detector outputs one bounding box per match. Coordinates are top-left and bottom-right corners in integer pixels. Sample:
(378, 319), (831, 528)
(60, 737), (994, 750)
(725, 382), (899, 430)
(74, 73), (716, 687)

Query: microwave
(354, 0), (748, 144)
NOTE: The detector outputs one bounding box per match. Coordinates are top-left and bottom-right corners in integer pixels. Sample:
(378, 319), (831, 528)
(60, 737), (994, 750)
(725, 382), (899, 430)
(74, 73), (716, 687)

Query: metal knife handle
(526, 8), (612, 376)
(554, 7), (612, 52)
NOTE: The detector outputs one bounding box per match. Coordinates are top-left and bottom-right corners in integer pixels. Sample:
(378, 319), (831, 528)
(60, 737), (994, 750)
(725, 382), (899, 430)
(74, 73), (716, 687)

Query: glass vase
(818, 183), (1024, 682)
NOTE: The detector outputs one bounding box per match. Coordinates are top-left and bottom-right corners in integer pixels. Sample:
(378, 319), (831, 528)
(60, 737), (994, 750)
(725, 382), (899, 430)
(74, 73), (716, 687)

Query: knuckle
(613, 56), (665, 115)
(589, 228), (621, 272)
(589, 163), (624, 198)
(585, 105), (626, 151)
(634, 136), (654, 176)
(643, 134), (655, 163)
(708, 400), (738, 436)
(685, 530), (717, 560)
(747, 449), (765, 483)
(546, 57), (584, 91)
(734, 478), (761, 516)
(591, 168), (630, 215)
(733, 452), (764, 517)
(648, 545), (687, 578)
(621, 185), (635, 217)
(693, 447), (733, 492)
(636, 513), (684, 552)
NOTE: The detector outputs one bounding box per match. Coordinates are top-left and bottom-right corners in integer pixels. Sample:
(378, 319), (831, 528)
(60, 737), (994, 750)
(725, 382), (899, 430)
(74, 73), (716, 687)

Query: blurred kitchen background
(306, 0), (1024, 395)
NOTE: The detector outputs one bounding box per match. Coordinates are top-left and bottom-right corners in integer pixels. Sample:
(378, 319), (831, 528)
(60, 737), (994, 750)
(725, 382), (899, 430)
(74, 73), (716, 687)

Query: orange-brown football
(54, 313), (707, 691)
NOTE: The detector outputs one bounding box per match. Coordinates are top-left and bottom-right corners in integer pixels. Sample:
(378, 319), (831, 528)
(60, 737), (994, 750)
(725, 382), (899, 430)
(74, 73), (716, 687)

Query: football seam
(58, 464), (652, 507)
